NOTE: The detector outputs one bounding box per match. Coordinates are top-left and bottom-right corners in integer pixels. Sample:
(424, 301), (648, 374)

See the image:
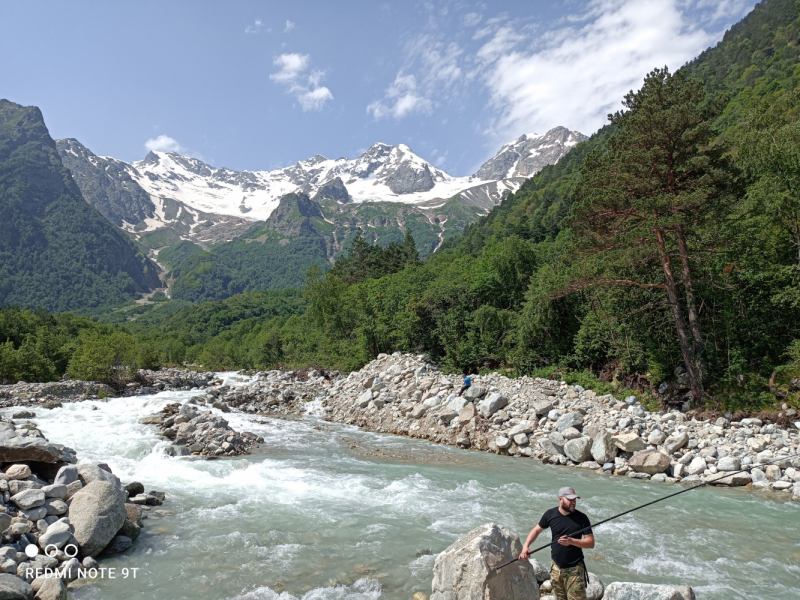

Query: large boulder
(628, 450), (671, 475)
(591, 430), (617, 464)
(447, 397), (469, 414)
(0, 573), (34, 599)
(603, 582), (694, 600)
(68, 481), (127, 557)
(563, 438), (593, 463)
(78, 464), (126, 503)
(0, 433), (76, 465)
(478, 393), (509, 418)
(431, 523), (539, 600)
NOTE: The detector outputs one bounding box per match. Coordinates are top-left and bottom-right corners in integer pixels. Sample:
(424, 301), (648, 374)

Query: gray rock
(431, 523), (539, 600)
(564, 438), (593, 463)
(586, 573), (605, 600)
(10, 490), (45, 510)
(664, 432), (689, 454)
(39, 485), (67, 500)
(528, 558), (548, 583)
(628, 450), (671, 475)
(555, 412), (583, 433)
(591, 430), (617, 464)
(647, 430), (666, 445)
(478, 393), (509, 418)
(539, 439), (564, 457)
(495, 436), (512, 450)
(77, 464), (126, 503)
(446, 396), (469, 414)
(57, 557), (80, 583)
(463, 386), (486, 400)
(561, 427), (582, 440)
(603, 582), (694, 600)
(31, 576), (66, 600)
(716, 456), (740, 472)
(409, 405), (428, 419)
(123, 482), (144, 497)
(686, 457), (707, 476)
(0, 573), (34, 599)
(357, 390), (373, 408)
(43, 499), (67, 516)
(613, 433), (645, 453)
(38, 519), (71, 549)
(53, 466), (78, 487)
(68, 481), (127, 557)
(533, 401), (554, 417)
(0, 514), (11, 533)
(100, 535), (132, 556)
(0, 434), (76, 465)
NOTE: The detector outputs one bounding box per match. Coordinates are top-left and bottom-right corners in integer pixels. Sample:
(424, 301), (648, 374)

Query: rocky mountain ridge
(56, 127), (584, 248)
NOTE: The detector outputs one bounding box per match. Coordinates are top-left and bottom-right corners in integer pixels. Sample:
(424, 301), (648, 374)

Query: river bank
(6, 356), (799, 502)
(0, 373), (798, 599)
(0, 412), (166, 600)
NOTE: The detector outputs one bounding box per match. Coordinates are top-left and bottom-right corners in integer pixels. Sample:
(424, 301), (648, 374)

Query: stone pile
(0, 415), (165, 600)
(141, 401), (263, 458)
(0, 381), (114, 410)
(318, 353), (800, 501)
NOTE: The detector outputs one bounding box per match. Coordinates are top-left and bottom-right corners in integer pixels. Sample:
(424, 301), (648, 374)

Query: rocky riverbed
(0, 414), (165, 600)
(320, 353), (800, 501)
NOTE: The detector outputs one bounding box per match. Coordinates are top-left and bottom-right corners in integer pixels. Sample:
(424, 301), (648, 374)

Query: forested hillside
(0, 100), (161, 312)
(3, 0), (799, 413)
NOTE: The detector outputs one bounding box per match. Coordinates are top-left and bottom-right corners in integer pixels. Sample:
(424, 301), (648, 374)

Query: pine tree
(568, 67), (735, 402)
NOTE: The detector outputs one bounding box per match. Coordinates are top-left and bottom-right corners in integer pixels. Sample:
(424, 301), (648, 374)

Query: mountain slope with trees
(0, 100), (161, 312)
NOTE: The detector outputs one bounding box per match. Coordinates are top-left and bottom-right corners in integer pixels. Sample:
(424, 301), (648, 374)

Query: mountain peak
(474, 126), (588, 180)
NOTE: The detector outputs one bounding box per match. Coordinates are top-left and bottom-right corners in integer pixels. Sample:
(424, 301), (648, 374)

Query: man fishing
(519, 487), (594, 600)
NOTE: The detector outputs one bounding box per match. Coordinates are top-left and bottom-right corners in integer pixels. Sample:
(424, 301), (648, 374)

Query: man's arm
(519, 524), (545, 560)
(557, 533), (595, 549)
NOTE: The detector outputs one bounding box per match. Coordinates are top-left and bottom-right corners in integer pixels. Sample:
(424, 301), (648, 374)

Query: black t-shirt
(537, 507), (593, 568)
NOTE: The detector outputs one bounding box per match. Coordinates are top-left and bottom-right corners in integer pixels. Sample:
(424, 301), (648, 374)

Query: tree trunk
(675, 225), (705, 385)
(655, 229), (704, 403)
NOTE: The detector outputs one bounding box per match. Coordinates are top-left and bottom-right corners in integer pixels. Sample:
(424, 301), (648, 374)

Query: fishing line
(495, 451), (799, 572)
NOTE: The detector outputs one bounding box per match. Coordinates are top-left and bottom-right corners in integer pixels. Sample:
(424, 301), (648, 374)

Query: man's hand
(557, 536), (572, 546)
(519, 546), (530, 560)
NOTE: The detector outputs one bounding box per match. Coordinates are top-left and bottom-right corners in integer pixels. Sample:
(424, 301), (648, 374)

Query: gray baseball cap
(558, 487), (579, 499)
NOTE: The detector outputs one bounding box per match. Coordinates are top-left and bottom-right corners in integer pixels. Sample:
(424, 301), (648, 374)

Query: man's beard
(563, 503), (575, 513)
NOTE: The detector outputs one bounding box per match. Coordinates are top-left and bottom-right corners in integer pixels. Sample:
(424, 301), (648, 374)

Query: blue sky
(1, 0), (757, 176)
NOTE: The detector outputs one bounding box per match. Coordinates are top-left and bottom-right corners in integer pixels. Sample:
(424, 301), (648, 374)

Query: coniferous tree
(568, 67), (736, 402)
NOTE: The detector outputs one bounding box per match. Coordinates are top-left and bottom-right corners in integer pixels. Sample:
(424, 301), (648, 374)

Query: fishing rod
(495, 451), (798, 572)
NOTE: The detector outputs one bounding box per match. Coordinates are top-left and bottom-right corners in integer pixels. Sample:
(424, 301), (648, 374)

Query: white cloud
(270, 53), (333, 111)
(367, 73), (433, 119)
(475, 0), (755, 146)
(284, 20), (296, 33)
(245, 19), (264, 34)
(144, 135), (185, 153)
(367, 34), (464, 120)
(463, 12), (482, 27)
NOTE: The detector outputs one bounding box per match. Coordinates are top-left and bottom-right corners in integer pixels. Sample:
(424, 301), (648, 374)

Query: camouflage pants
(550, 561), (587, 600)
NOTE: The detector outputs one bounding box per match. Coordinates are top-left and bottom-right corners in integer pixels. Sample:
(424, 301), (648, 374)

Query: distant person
(457, 374), (471, 397)
(520, 487), (594, 600)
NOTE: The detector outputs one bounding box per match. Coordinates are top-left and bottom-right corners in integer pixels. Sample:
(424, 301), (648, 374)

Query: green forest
(2, 0), (800, 415)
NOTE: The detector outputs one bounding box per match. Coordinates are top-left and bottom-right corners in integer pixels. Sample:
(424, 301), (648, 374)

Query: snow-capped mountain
(57, 126), (586, 241)
(126, 143), (494, 222)
(475, 127), (588, 180)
